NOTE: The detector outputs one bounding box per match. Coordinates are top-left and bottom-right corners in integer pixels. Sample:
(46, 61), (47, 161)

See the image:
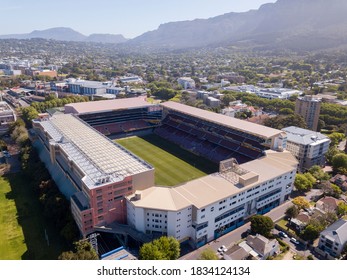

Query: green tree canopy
(250, 215), (274, 238)
(58, 240), (99, 260)
(337, 202), (347, 217)
(139, 236), (180, 260)
(325, 146), (341, 164)
(285, 205), (299, 220)
(264, 114), (307, 130)
(199, 248), (219, 260)
(328, 132), (345, 146)
(294, 173), (315, 192)
(308, 165), (331, 181)
(332, 153), (347, 175)
(300, 224), (321, 242)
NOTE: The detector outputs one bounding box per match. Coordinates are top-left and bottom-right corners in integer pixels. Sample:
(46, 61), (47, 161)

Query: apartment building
(295, 95), (321, 131)
(177, 77), (196, 89)
(282, 126), (330, 172)
(318, 219), (347, 259)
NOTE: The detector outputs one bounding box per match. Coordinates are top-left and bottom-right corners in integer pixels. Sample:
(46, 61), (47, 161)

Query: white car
(217, 245), (227, 253)
(290, 237), (300, 245)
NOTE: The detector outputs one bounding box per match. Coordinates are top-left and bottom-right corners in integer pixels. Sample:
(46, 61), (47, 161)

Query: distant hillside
(85, 33), (128, 44)
(0, 27), (128, 44)
(127, 0), (347, 51)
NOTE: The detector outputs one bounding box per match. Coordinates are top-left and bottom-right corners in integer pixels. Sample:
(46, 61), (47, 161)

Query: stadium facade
(31, 97), (297, 247)
(127, 151), (297, 246)
(32, 113), (154, 236)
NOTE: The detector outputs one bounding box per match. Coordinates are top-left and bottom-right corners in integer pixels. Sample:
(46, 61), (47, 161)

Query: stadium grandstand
(31, 98), (295, 249)
(155, 101), (287, 164)
(65, 97), (162, 138)
(31, 113), (154, 236)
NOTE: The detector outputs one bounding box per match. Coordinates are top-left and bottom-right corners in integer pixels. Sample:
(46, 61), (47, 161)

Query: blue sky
(1, 0), (276, 38)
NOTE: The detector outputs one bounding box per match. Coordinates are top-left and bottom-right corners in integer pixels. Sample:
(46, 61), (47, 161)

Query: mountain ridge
(126, 0), (347, 51)
(2, 0), (347, 51)
(0, 27), (128, 44)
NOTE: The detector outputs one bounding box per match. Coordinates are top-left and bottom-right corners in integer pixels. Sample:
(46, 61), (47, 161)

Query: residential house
(223, 244), (249, 260)
(316, 196), (340, 213)
(330, 174), (347, 192)
(245, 234), (280, 259)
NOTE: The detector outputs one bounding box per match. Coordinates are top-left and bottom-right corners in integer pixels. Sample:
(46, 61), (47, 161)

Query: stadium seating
(154, 111), (268, 164)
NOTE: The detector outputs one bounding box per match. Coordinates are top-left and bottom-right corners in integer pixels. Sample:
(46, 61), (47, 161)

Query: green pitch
(116, 134), (218, 186)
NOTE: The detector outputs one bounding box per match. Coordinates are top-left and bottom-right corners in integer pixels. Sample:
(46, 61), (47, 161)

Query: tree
(199, 248), (219, 260)
(250, 215), (274, 238)
(21, 107), (39, 127)
(328, 132), (345, 146)
(308, 165), (330, 181)
(294, 173), (314, 192)
(221, 94), (236, 107)
(300, 224), (321, 242)
(325, 146), (341, 164)
(292, 196), (310, 210)
(139, 236), (180, 260)
(337, 202), (347, 217)
(279, 108), (294, 115)
(319, 181), (342, 198)
(59, 240), (98, 260)
(285, 205), (299, 220)
(264, 114), (307, 130)
(332, 153), (347, 175)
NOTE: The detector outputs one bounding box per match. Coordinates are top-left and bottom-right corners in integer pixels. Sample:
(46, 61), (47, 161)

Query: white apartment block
(282, 126), (331, 172)
(177, 77), (196, 89)
(127, 150), (297, 247)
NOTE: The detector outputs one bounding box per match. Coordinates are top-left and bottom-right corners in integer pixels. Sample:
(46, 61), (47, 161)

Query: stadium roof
(39, 114), (153, 189)
(128, 151), (297, 210)
(64, 97), (152, 115)
(161, 101), (283, 139)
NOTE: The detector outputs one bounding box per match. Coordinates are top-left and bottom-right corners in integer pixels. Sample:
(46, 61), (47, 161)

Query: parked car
(290, 237), (300, 245)
(217, 245), (227, 253)
(279, 231), (288, 238)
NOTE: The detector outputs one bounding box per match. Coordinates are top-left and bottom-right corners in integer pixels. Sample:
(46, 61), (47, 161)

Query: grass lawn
(116, 134), (218, 186)
(0, 176), (27, 259)
(0, 174), (67, 260)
